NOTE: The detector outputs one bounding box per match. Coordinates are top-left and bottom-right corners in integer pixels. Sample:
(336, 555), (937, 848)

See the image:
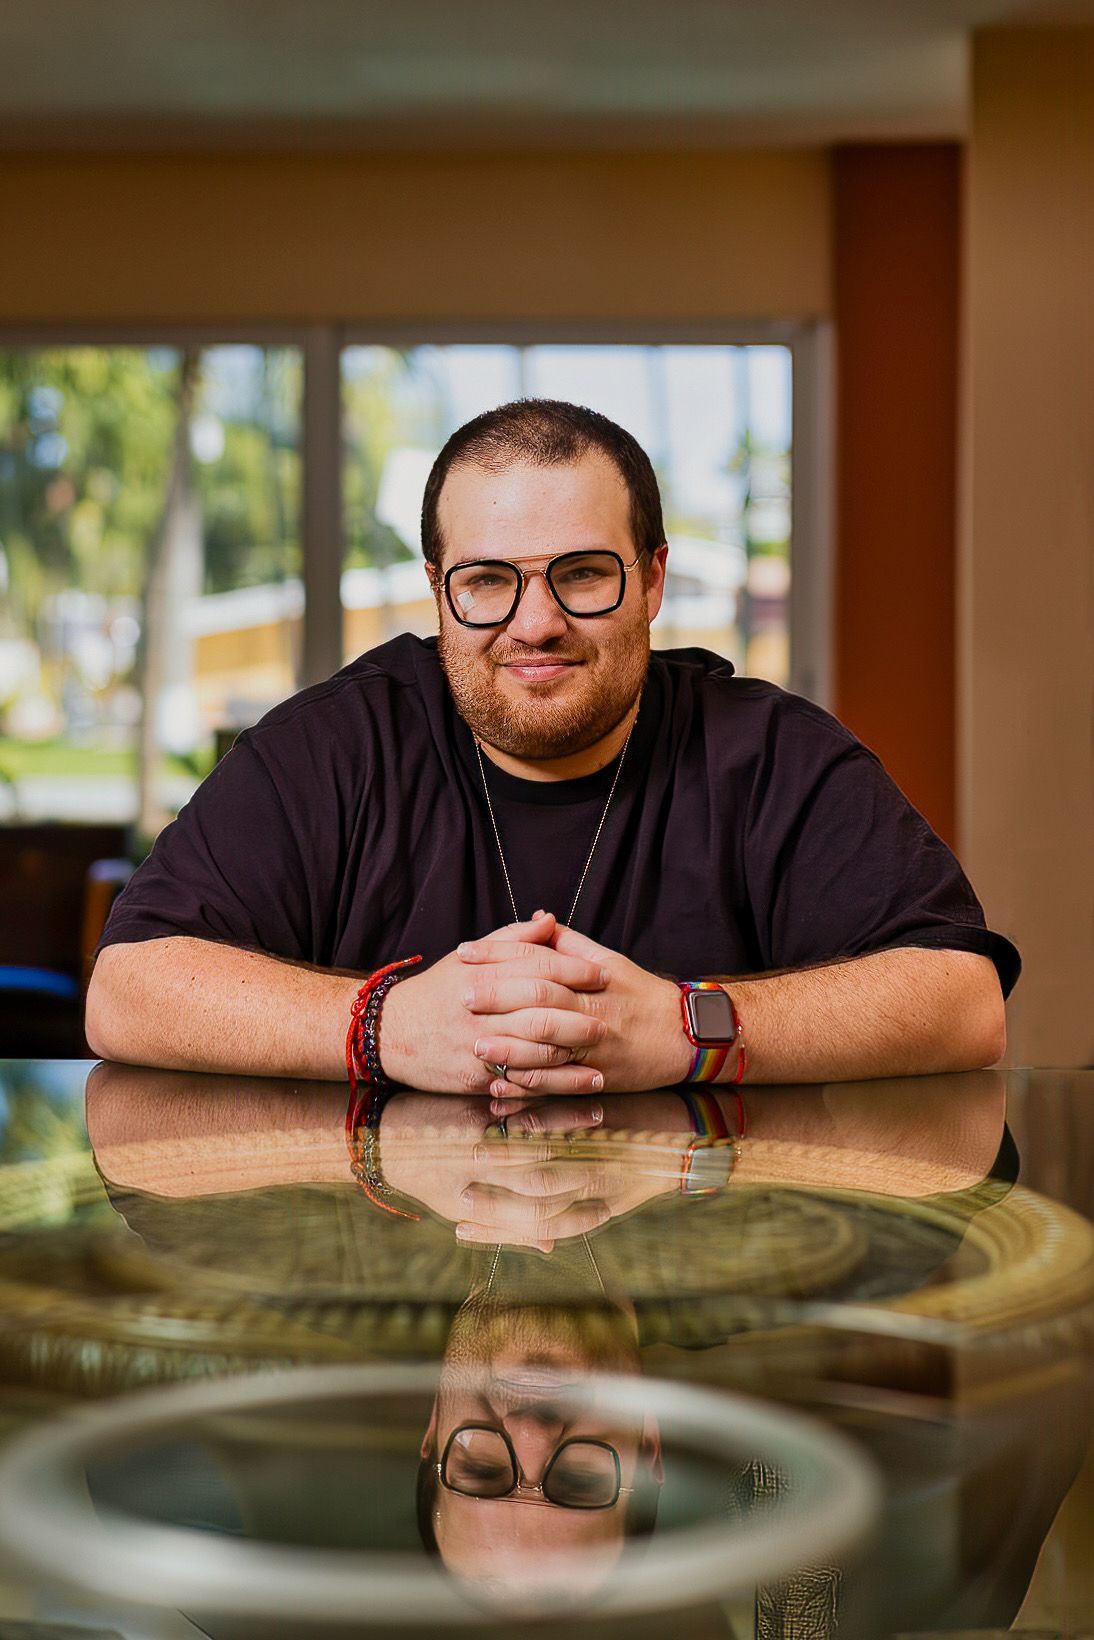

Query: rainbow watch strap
(678, 1088), (731, 1140)
(689, 1044), (726, 1082)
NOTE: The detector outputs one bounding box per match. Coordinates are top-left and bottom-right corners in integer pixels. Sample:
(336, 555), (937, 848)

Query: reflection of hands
(379, 1094), (670, 1252)
(461, 918), (691, 1097)
(381, 914), (608, 1095)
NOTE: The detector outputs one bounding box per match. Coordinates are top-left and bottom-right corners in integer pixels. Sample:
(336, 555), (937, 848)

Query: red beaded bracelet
(345, 954), (422, 1099)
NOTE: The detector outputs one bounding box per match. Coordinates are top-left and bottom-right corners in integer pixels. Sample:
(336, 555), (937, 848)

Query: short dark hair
(420, 399), (666, 572)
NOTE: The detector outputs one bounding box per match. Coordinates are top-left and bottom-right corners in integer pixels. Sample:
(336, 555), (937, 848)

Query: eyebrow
(448, 545), (616, 567)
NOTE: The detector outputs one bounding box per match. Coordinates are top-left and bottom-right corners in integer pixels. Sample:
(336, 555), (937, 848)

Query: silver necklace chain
(474, 716), (635, 931)
(485, 1233), (607, 1295)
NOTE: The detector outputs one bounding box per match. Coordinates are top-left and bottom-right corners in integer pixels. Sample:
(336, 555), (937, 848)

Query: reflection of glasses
(443, 550), (642, 627)
(438, 1423), (632, 1510)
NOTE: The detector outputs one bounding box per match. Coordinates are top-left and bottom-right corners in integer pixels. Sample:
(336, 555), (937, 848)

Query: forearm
(85, 937), (358, 1079)
(719, 948), (1006, 1084)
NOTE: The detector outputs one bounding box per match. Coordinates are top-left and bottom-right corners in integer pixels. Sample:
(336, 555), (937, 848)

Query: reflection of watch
(677, 1087), (741, 1197)
(678, 980), (744, 1083)
(681, 1139), (739, 1196)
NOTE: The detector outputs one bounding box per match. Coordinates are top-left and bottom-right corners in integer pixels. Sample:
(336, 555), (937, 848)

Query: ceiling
(1, 0), (1091, 151)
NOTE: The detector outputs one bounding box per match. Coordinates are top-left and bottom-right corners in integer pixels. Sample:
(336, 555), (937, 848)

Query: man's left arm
(460, 924), (1006, 1092)
(706, 945), (1005, 1083)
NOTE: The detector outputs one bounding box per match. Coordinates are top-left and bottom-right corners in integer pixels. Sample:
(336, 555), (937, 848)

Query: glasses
(438, 1423), (631, 1510)
(443, 550), (642, 628)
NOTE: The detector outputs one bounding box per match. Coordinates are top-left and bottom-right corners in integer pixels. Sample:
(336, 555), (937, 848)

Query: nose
(504, 1406), (567, 1486)
(503, 568), (570, 646)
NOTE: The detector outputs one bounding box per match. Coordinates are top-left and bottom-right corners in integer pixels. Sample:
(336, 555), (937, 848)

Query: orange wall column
(833, 144), (960, 844)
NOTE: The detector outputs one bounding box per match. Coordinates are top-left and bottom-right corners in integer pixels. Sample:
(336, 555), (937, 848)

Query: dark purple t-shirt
(100, 635), (1020, 994)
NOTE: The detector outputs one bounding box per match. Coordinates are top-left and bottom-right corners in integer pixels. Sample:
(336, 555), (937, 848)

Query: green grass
(0, 737), (214, 784)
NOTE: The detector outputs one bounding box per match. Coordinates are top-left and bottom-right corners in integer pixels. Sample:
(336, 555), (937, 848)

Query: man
(87, 399), (1018, 1092)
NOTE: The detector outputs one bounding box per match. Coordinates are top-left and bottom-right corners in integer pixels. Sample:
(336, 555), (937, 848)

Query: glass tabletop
(0, 1060), (1091, 1638)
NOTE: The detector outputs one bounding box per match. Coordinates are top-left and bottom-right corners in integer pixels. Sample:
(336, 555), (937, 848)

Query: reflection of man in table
(415, 1248), (662, 1607)
(88, 400), (1019, 1091)
(85, 1066), (1066, 1629)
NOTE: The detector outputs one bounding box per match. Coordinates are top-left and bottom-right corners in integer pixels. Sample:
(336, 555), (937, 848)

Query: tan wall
(0, 150), (830, 323)
(962, 29), (1094, 1065)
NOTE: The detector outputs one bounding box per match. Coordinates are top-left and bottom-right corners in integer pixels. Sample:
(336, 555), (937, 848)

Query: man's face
(431, 453), (667, 761)
(421, 1297), (662, 1606)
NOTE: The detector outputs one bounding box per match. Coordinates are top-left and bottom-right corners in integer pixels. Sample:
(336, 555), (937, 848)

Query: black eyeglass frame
(437, 1422), (630, 1511)
(442, 549), (643, 628)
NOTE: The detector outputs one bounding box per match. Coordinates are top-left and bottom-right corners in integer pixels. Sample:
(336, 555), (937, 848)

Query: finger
(458, 943), (609, 990)
(549, 923), (613, 964)
(456, 1221), (556, 1252)
(460, 911), (556, 952)
(460, 1178), (595, 1214)
(469, 1137), (554, 1174)
(474, 1010), (605, 1056)
(487, 1096), (604, 1130)
(463, 1160), (616, 1200)
(489, 1065), (605, 1097)
(456, 1191), (611, 1238)
(461, 975), (585, 1017)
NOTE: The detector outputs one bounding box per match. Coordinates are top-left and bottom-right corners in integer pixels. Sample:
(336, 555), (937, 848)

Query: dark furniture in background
(0, 824), (132, 1056)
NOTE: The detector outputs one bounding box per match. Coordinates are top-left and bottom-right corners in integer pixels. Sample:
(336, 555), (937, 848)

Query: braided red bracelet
(344, 954), (423, 1221)
(345, 954), (422, 1098)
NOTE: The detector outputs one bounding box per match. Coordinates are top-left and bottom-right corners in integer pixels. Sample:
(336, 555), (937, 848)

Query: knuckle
(540, 1042), (564, 1065)
(523, 1068), (545, 1092)
(532, 1008), (553, 1040)
(533, 978), (553, 1009)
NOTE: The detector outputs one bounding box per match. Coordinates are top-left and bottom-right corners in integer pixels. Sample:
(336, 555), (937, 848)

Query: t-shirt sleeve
(745, 712), (1021, 997)
(98, 735), (315, 961)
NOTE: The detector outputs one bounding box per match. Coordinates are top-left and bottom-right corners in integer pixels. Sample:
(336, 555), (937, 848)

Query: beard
(438, 605), (651, 762)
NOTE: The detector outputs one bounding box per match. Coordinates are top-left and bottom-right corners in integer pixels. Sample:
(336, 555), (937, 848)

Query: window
(0, 345), (302, 832)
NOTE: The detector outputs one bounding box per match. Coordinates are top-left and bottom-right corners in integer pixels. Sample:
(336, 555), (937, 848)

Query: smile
(500, 661), (581, 682)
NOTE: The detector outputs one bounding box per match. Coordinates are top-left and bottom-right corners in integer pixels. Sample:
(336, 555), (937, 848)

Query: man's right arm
(85, 938), (361, 1080)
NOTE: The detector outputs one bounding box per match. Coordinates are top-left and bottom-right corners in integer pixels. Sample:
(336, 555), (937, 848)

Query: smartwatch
(678, 980), (744, 1083)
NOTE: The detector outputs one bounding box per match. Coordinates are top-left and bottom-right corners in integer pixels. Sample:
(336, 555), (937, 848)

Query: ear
(645, 543), (669, 625)
(640, 1411), (664, 1485)
(420, 1399), (440, 1461)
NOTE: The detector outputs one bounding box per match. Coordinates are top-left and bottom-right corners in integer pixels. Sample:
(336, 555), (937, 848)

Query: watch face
(688, 987), (735, 1044)
(683, 1142), (736, 1194)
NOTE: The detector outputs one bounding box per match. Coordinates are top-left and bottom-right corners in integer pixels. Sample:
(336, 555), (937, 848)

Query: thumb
(549, 922), (611, 962)
(489, 910), (557, 944)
